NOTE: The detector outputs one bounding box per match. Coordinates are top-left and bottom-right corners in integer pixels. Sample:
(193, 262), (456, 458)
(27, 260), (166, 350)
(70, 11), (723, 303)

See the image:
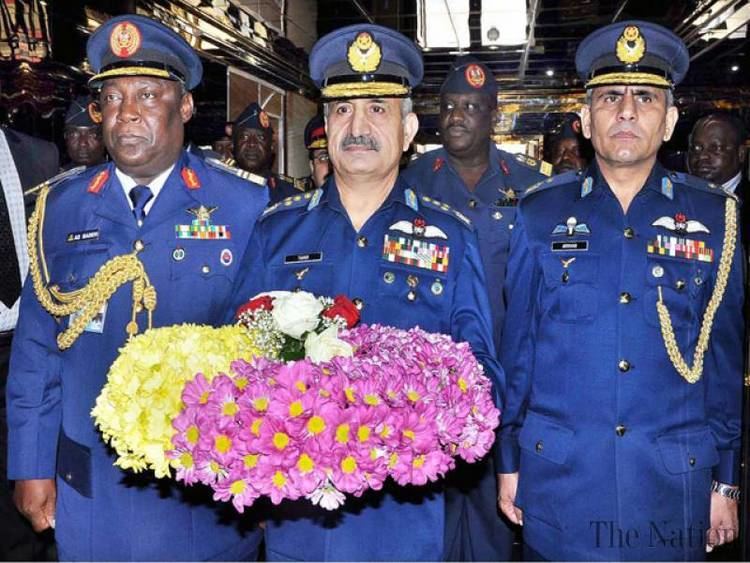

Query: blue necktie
(129, 185), (153, 226)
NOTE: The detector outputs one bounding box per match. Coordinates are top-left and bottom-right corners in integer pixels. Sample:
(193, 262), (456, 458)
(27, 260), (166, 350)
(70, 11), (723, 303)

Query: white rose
(271, 291), (324, 339)
(304, 325), (354, 362)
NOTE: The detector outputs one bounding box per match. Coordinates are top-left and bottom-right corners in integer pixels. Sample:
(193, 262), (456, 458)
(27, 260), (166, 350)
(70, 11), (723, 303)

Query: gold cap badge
(347, 31), (382, 73)
(616, 25), (646, 65)
(109, 21), (142, 58)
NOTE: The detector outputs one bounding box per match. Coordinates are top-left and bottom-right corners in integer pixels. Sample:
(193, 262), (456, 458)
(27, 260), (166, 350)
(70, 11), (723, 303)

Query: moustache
(342, 135), (379, 150)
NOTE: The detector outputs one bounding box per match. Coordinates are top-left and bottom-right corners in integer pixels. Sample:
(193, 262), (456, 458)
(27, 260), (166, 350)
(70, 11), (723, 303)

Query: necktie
(0, 179), (22, 308)
(129, 185), (153, 227)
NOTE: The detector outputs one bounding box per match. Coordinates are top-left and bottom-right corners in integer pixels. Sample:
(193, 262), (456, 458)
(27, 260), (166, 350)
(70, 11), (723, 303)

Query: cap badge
(259, 110), (270, 129)
(616, 25), (646, 65)
(110, 21), (142, 58)
(465, 64), (486, 89)
(347, 31), (382, 73)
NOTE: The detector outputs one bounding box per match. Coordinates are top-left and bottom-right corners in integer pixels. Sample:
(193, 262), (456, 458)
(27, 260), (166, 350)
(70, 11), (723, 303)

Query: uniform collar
(317, 174), (414, 214)
(580, 159), (673, 200)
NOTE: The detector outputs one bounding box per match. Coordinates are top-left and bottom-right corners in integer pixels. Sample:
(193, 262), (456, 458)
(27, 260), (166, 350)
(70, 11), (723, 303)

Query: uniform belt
(0, 330), (12, 349)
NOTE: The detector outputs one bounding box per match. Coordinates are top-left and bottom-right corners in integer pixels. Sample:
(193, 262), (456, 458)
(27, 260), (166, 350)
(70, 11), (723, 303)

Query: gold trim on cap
(321, 81), (409, 99)
(585, 71), (671, 88)
(89, 66), (172, 85)
(308, 139), (328, 149)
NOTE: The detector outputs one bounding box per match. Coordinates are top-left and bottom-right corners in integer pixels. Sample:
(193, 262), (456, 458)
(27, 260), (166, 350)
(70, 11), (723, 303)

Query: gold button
(619, 292), (631, 304)
(535, 440), (543, 453)
(652, 265), (664, 278)
(468, 199), (477, 208)
(615, 425), (627, 437)
(352, 298), (364, 310)
(561, 271), (569, 283)
(618, 359), (631, 372)
(201, 265), (210, 274)
(357, 236), (368, 248)
(133, 239), (145, 251)
(623, 227), (635, 239)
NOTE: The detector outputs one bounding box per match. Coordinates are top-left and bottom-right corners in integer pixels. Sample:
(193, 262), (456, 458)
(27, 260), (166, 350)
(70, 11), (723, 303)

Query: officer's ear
(663, 104), (679, 142)
(179, 91), (195, 124)
(580, 105), (592, 140)
(403, 112), (419, 152)
(88, 101), (102, 124)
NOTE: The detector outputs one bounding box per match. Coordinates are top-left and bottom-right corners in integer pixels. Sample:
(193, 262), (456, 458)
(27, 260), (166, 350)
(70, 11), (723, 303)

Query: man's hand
(497, 472), (523, 525)
(13, 479), (56, 532)
(705, 491), (738, 552)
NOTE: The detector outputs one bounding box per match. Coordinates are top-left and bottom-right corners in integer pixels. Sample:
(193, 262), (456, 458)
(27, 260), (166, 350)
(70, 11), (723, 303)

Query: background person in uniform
(543, 112), (589, 174)
(303, 113), (331, 189)
(0, 127), (57, 561)
(688, 113), (749, 246)
(233, 101), (297, 203)
(498, 21), (743, 561)
(7, 15), (267, 561)
(228, 23), (502, 561)
(212, 121), (234, 161)
(63, 95), (107, 169)
(403, 55), (548, 562)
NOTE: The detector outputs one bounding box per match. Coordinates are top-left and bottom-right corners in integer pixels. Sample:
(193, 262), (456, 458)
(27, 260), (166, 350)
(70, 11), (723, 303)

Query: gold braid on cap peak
(585, 72), (672, 89)
(656, 197), (738, 383)
(321, 81), (409, 100)
(27, 185), (157, 350)
(89, 66), (172, 84)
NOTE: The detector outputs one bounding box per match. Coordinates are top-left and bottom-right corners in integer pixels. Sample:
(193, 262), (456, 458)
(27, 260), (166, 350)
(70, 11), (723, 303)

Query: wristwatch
(711, 480), (741, 502)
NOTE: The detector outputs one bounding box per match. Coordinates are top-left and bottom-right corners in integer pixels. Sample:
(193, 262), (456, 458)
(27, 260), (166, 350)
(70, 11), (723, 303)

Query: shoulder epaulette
(23, 165), (87, 197)
(420, 195), (473, 229)
(523, 170), (580, 198)
(513, 153), (554, 177)
(261, 190), (319, 218)
(205, 157), (266, 186)
(670, 171), (738, 201)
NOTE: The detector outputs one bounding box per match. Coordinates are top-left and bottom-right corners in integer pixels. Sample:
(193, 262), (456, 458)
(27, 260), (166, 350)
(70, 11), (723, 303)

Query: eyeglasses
(312, 153), (330, 163)
(64, 127), (102, 141)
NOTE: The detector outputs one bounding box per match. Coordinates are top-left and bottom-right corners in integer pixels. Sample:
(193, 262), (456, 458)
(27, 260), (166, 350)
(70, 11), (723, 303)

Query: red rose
(236, 295), (275, 318)
(322, 295), (360, 328)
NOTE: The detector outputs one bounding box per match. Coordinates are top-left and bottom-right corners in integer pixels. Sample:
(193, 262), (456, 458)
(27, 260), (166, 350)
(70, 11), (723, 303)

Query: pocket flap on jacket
(656, 427), (719, 474)
(518, 412), (574, 465)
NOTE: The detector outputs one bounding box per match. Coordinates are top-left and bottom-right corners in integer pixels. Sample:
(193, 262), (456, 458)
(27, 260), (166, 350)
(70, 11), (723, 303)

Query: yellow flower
(92, 324), (260, 478)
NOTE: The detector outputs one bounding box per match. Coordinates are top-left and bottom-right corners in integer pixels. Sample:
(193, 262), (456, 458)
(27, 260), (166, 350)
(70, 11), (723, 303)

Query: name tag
(284, 252), (323, 264)
(551, 241), (589, 252)
(67, 230), (100, 243)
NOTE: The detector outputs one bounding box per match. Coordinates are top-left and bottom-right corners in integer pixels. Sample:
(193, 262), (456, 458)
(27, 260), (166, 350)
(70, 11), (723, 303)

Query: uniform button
(352, 298), (364, 310)
(383, 271), (395, 284)
(615, 425), (627, 437)
(407, 290), (417, 302)
(619, 292), (632, 304)
(201, 265), (210, 274)
(676, 279), (686, 290)
(468, 199), (477, 208)
(535, 440), (544, 453)
(133, 239), (145, 251)
(689, 457), (696, 466)
(623, 227), (635, 239)
(492, 211), (502, 220)
(618, 359), (631, 372)
(64, 472), (73, 482)
(357, 236), (368, 248)
(652, 265), (664, 278)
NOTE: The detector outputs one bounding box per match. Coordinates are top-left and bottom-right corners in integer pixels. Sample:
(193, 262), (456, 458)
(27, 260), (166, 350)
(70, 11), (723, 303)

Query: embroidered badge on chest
(175, 205), (231, 240)
(382, 234), (450, 273)
(652, 212), (710, 235)
(388, 219), (448, 239)
(552, 216), (591, 236)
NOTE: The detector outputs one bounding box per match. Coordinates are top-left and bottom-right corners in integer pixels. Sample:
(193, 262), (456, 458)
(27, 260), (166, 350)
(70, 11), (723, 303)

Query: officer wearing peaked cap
(302, 113), (331, 190)
(498, 21), (743, 560)
(7, 14), (267, 561)
(227, 23), (502, 561)
(233, 101), (300, 203)
(403, 55), (547, 562)
(63, 95), (107, 168)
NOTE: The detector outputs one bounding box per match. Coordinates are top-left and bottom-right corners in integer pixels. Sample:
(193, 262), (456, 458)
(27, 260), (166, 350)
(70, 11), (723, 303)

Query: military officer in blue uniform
(498, 21), (743, 561)
(403, 56), (548, 561)
(232, 101), (300, 204)
(7, 15), (267, 561)
(229, 23), (503, 561)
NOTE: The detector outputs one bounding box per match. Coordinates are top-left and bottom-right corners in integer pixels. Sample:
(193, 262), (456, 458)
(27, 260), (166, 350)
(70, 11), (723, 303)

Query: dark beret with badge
(304, 114), (327, 150)
(575, 20), (689, 89)
(87, 14), (203, 90)
(440, 55), (497, 101)
(64, 95), (98, 128)
(309, 23), (423, 101)
(235, 102), (273, 133)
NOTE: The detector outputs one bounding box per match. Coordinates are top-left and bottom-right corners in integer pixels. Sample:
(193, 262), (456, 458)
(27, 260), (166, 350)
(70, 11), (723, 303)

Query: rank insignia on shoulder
(87, 169), (110, 194)
(181, 166), (201, 190)
(660, 177), (674, 200)
(540, 161), (553, 176)
(433, 157), (444, 172)
(581, 177), (593, 198)
(389, 219), (448, 240)
(24, 165), (88, 197)
(552, 216), (591, 236)
(175, 205), (231, 239)
(652, 213), (709, 235)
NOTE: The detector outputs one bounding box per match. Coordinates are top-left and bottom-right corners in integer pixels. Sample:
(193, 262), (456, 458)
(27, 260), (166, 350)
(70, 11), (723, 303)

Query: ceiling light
(731, 64), (740, 72)
(545, 69), (554, 77)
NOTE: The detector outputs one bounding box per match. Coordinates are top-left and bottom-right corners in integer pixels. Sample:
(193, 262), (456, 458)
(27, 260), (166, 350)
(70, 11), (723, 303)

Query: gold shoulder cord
(656, 197), (737, 383)
(27, 185), (157, 350)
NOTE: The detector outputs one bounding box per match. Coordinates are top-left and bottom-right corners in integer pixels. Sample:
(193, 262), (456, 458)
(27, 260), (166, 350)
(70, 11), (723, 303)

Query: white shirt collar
(116, 163), (176, 214)
(722, 172), (742, 194)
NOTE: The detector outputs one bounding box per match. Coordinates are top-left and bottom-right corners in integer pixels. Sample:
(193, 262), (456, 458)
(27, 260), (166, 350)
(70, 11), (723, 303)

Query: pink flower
(213, 469), (261, 513)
